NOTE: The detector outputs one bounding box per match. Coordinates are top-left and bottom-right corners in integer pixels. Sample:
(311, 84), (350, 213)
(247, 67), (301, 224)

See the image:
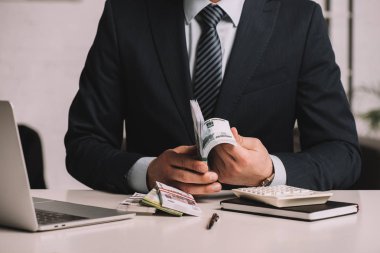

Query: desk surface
(0, 190), (379, 253)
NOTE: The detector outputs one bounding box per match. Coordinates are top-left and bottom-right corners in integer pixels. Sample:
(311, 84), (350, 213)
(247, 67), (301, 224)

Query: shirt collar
(184, 0), (246, 27)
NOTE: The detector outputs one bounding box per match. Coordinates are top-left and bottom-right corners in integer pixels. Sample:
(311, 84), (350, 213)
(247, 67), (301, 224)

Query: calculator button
(232, 185), (333, 208)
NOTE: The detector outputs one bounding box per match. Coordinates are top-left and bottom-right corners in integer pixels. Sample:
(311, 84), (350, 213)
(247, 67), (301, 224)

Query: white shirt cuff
(127, 157), (156, 193)
(269, 155), (287, 186)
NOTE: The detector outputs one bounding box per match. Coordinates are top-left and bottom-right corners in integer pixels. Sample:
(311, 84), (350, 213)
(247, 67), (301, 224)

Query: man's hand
(210, 128), (273, 186)
(146, 145), (222, 195)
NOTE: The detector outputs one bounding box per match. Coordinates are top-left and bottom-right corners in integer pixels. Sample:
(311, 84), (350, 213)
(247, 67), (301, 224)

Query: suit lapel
(214, 0), (281, 122)
(146, 0), (194, 142)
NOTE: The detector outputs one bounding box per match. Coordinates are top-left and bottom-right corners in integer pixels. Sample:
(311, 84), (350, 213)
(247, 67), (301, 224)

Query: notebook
(221, 197), (359, 221)
(0, 101), (135, 232)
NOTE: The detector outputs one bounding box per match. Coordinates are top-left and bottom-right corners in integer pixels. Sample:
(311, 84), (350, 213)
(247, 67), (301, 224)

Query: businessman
(65, 0), (361, 194)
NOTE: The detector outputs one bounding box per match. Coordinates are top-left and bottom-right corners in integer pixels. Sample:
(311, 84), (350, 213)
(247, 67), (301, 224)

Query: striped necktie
(193, 4), (225, 119)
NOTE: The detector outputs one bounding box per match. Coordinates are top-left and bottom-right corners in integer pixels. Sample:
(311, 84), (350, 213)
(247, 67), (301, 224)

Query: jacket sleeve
(64, 1), (142, 193)
(275, 3), (361, 190)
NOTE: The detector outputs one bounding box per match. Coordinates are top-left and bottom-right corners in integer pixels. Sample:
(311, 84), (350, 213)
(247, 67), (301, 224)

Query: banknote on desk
(117, 193), (156, 214)
(190, 100), (237, 161)
(156, 182), (202, 216)
(141, 188), (183, 216)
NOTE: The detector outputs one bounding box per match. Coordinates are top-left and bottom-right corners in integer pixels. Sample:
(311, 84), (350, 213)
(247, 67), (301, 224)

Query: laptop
(0, 101), (135, 232)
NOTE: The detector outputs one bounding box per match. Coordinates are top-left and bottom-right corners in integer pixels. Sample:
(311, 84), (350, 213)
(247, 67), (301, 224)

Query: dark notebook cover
(220, 198), (359, 221)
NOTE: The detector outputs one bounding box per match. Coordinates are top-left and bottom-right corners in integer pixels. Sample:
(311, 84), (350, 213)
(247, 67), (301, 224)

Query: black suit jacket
(65, 0), (361, 193)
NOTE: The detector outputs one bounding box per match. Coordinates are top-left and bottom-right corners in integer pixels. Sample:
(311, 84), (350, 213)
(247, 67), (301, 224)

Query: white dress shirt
(127, 0), (287, 193)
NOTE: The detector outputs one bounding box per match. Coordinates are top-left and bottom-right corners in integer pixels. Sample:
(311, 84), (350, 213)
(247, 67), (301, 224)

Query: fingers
(213, 144), (237, 164)
(168, 150), (222, 195)
(173, 182), (222, 195)
(173, 145), (197, 155)
(213, 143), (246, 162)
(171, 169), (218, 185)
(168, 149), (208, 174)
(148, 145), (223, 193)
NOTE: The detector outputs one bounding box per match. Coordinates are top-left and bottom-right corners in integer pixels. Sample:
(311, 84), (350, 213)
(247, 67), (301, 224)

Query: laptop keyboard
(36, 209), (87, 225)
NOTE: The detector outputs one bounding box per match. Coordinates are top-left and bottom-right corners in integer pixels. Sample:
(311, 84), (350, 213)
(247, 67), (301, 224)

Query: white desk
(0, 190), (379, 253)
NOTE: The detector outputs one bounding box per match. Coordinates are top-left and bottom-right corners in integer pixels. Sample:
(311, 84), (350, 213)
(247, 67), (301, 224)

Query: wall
(352, 0), (380, 139)
(0, 0), (379, 189)
(0, 0), (105, 189)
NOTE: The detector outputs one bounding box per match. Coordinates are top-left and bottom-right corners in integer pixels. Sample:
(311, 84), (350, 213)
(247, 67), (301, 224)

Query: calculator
(232, 185), (333, 208)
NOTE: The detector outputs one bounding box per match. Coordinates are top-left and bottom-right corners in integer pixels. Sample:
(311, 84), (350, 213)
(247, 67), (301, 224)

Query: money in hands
(190, 100), (237, 161)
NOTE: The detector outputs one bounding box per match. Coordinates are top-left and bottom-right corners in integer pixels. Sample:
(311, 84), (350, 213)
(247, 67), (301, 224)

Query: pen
(207, 213), (219, 230)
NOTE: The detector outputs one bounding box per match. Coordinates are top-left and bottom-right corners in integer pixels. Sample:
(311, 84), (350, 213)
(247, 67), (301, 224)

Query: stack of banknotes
(141, 182), (202, 216)
(117, 192), (156, 214)
(118, 182), (202, 216)
(190, 100), (237, 161)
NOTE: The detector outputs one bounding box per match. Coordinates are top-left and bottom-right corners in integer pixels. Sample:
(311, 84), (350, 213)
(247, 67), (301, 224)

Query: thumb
(231, 127), (243, 146)
(231, 127), (259, 151)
